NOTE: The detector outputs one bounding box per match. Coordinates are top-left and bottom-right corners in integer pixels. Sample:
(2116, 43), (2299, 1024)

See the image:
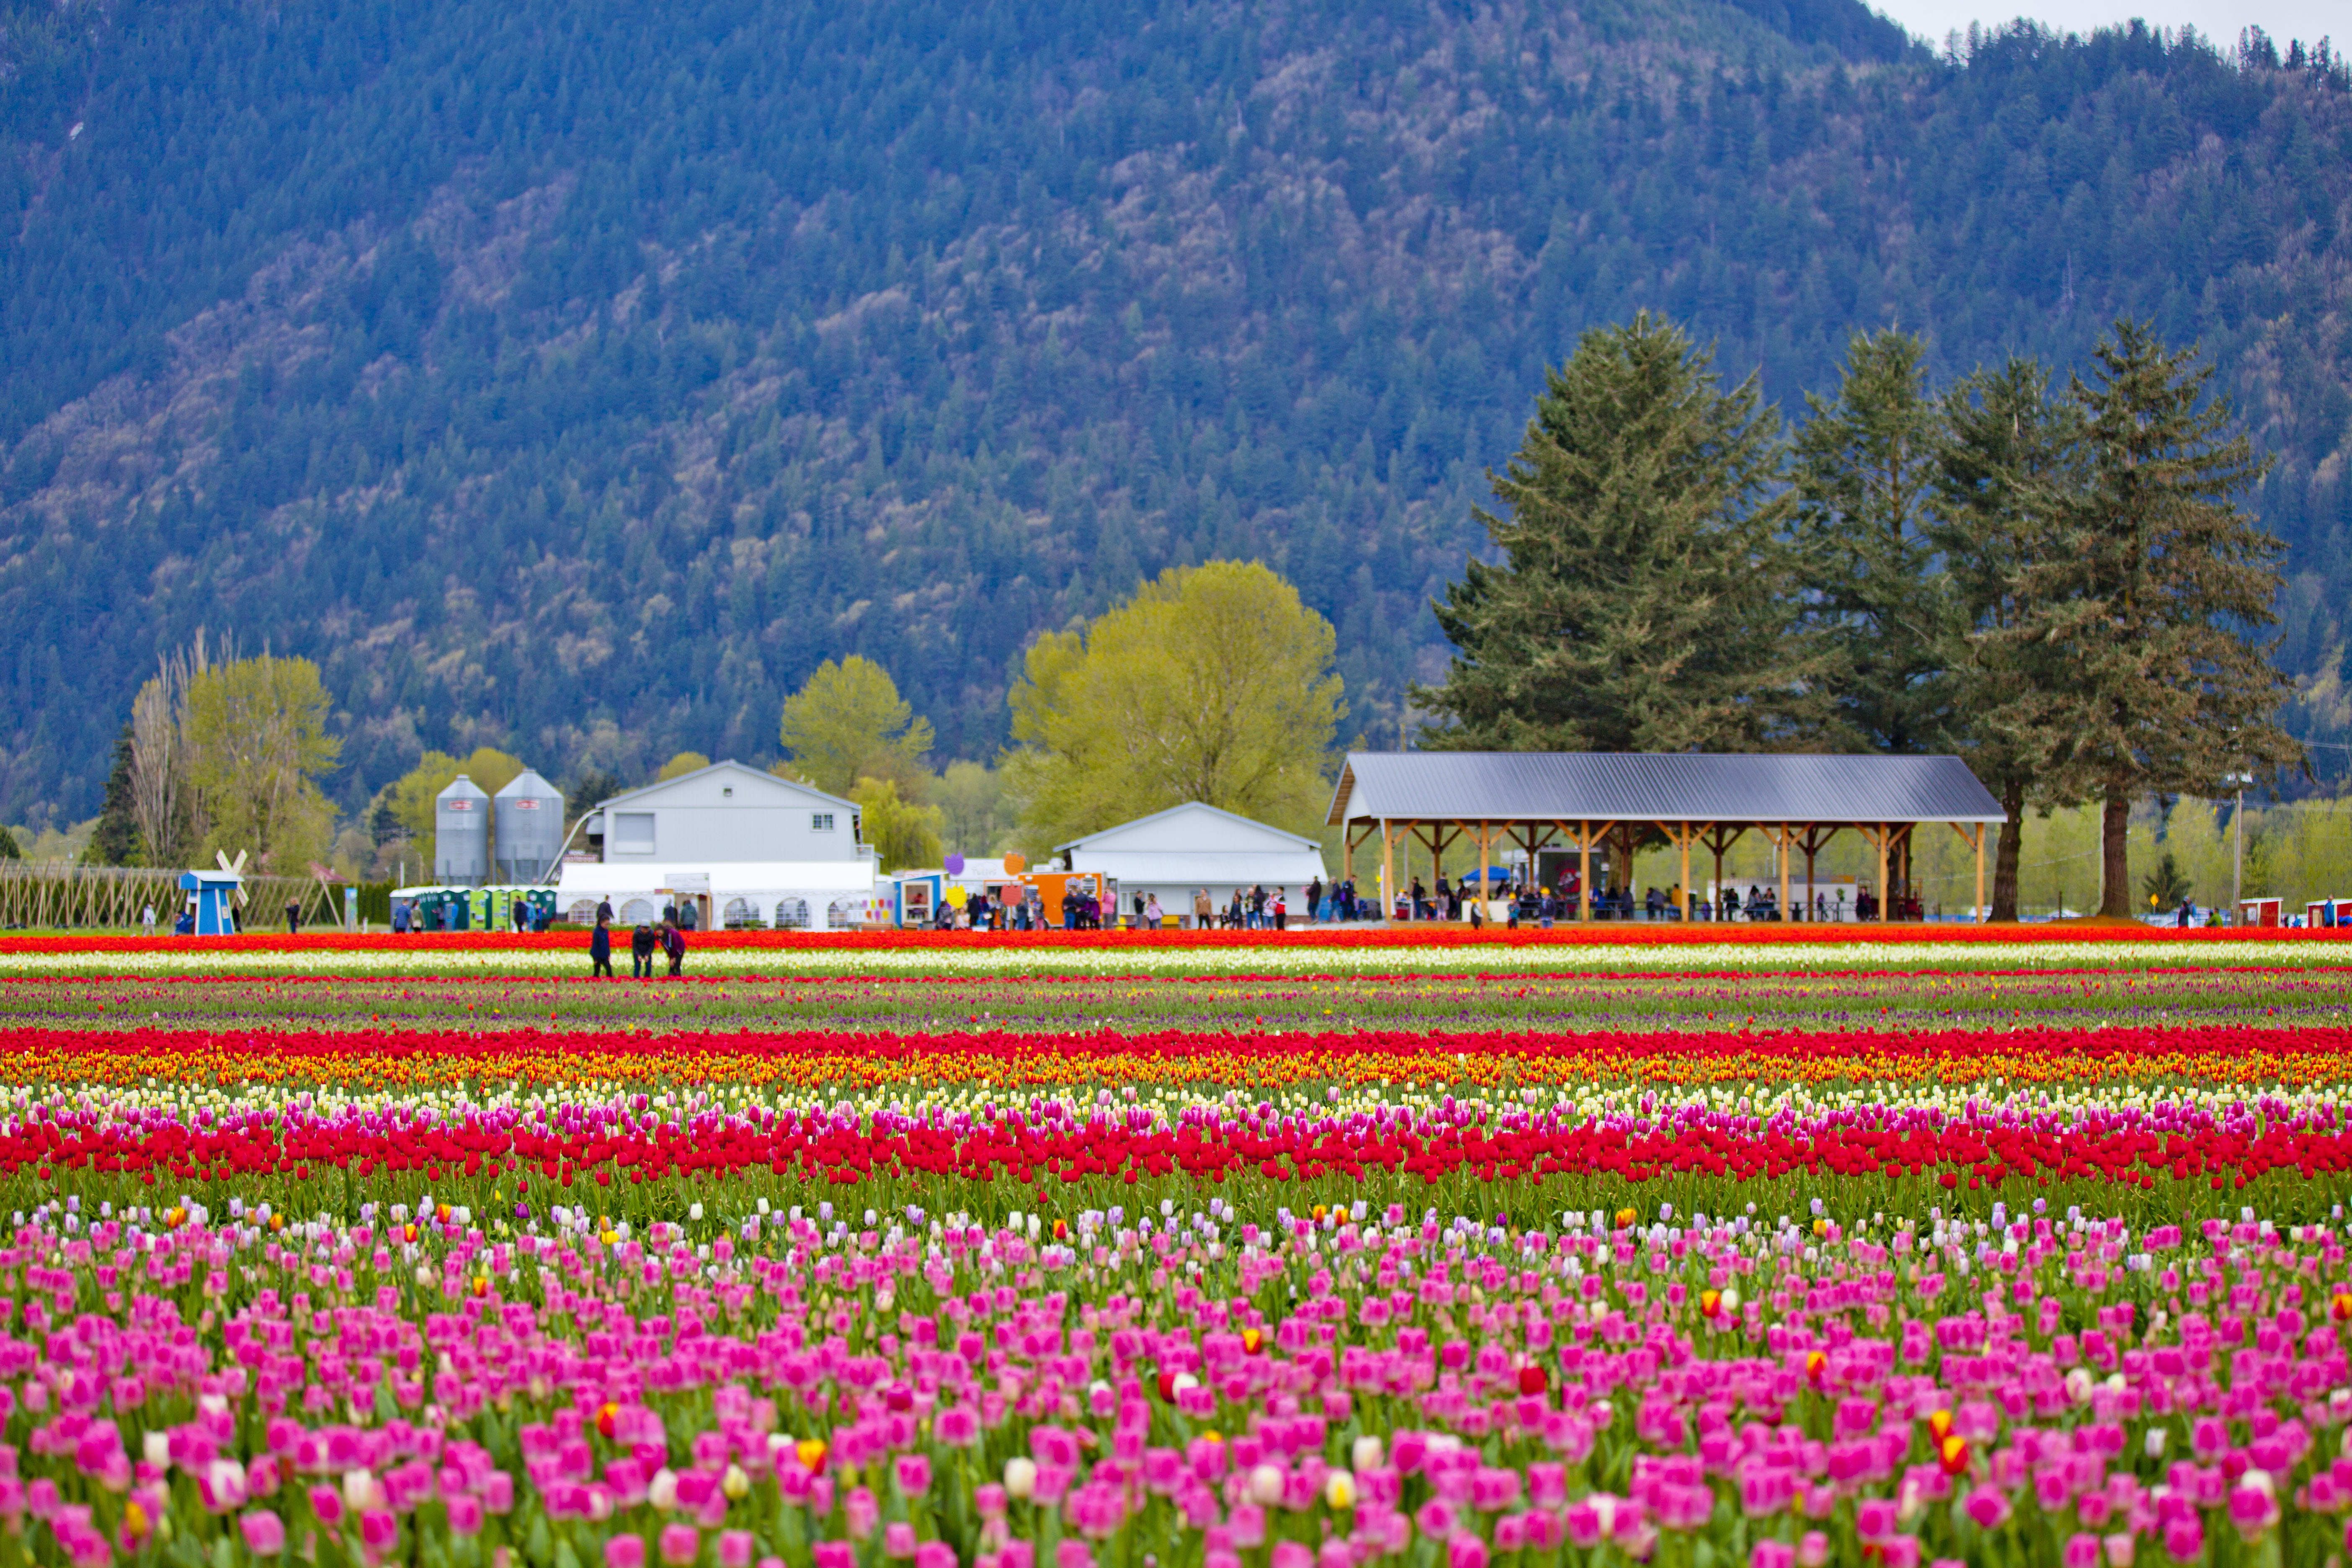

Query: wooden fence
(0, 863), (340, 931)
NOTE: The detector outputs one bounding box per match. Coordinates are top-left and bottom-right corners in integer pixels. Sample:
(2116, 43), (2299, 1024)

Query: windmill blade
(216, 850), (234, 874)
(228, 849), (248, 877)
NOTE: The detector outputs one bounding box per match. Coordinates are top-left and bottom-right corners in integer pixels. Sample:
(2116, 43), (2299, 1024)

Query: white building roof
(586, 759), (861, 818)
(1056, 801), (1328, 886)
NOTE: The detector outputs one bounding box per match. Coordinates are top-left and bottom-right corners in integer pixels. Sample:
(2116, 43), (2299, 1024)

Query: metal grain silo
(493, 768), (566, 883)
(434, 775), (491, 886)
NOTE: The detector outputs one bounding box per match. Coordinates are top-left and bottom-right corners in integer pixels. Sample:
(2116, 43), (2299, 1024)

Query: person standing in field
(630, 922), (656, 979)
(591, 914), (614, 978)
(661, 916), (686, 977)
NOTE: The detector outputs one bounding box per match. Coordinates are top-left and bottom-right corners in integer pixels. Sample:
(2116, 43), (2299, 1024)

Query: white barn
(1056, 802), (1329, 924)
(557, 760), (888, 929)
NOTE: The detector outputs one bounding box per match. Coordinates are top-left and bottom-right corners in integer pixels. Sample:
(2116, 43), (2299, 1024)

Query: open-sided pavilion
(1323, 751), (2008, 922)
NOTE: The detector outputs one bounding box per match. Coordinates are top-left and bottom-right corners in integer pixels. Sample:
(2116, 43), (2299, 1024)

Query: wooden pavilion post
(1777, 821), (1791, 921)
(1877, 824), (1891, 923)
(1679, 825), (1692, 921)
(1381, 819), (1395, 923)
(1578, 820), (1592, 922)
(1974, 824), (1985, 923)
(1477, 822), (1491, 921)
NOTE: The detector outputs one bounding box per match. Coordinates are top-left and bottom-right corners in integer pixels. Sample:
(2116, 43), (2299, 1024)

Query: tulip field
(4, 930), (2352, 1567)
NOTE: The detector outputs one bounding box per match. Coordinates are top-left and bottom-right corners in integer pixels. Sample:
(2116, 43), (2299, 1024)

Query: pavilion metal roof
(1325, 751), (2006, 827)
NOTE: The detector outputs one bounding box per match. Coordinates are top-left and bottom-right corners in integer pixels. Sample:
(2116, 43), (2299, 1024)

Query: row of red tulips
(8, 1021), (2352, 1070)
(4, 926), (2344, 954)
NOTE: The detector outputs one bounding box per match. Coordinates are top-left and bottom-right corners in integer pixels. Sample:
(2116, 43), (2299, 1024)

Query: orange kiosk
(1019, 869), (1118, 926)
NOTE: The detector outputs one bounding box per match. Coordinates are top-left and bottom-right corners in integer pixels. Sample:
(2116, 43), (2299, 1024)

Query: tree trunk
(2098, 789), (2133, 917)
(1991, 780), (2025, 922)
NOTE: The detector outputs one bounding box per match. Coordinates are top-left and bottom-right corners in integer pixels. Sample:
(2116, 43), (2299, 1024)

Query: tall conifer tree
(1930, 357), (2084, 920)
(1794, 328), (1960, 757)
(2025, 322), (2302, 916)
(1416, 312), (1821, 752)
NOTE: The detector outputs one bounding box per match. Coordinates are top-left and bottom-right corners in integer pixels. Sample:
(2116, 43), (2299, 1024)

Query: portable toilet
(414, 887), (470, 932)
(177, 869), (242, 934)
(2238, 896), (2283, 928)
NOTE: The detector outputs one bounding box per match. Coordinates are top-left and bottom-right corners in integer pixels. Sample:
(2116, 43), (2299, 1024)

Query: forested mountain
(2, 0), (2348, 823)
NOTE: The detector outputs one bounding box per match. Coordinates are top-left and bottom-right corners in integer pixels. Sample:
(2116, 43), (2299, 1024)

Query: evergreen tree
(1415, 312), (1822, 753)
(1930, 357), (2085, 921)
(84, 724), (142, 866)
(1794, 328), (1959, 757)
(2026, 321), (2304, 916)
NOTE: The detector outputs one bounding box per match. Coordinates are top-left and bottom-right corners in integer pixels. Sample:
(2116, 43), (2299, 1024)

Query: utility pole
(2226, 772), (2252, 923)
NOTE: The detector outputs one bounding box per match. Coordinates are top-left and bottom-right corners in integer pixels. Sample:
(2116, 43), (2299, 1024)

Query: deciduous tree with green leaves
(779, 658), (934, 799)
(1004, 560), (1343, 849)
(182, 654), (342, 873)
(1415, 312), (1822, 753)
(850, 777), (944, 873)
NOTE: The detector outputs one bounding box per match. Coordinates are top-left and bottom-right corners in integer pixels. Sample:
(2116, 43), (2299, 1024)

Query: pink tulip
(607, 1539), (648, 1568)
(660, 1525), (700, 1566)
(240, 1510), (287, 1556)
(1962, 1486), (2011, 1531)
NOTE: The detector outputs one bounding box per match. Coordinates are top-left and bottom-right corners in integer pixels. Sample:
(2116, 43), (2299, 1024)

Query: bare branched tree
(128, 630), (226, 864)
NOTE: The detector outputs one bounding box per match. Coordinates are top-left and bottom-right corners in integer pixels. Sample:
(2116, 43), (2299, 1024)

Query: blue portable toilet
(177, 869), (242, 934)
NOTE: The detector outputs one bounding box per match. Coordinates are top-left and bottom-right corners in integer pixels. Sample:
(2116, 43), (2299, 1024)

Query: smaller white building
(1057, 802), (1328, 923)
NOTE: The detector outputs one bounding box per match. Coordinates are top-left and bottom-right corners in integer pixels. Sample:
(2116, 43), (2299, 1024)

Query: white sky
(1870, 0), (2341, 52)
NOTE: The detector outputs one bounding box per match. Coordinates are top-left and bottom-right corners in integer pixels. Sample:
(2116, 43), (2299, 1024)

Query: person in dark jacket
(661, 917), (686, 977)
(630, 923), (656, 979)
(590, 916), (614, 978)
